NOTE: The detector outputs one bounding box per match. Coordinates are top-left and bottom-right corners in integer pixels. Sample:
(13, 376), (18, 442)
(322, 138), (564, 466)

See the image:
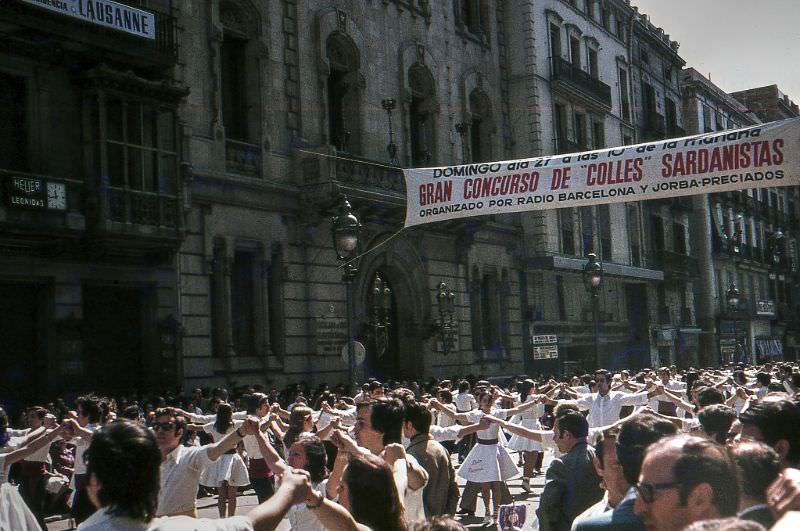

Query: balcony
(550, 57), (612, 111)
(297, 148), (406, 222)
(652, 250), (700, 280)
(226, 139), (262, 178)
(0, 0), (178, 68)
(107, 188), (179, 229)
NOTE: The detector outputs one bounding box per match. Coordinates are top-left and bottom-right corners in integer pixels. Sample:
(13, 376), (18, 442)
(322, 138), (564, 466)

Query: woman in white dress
(187, 403), (249, 517)
(438, 388), (541, 524)
(506, 379), (544, 492)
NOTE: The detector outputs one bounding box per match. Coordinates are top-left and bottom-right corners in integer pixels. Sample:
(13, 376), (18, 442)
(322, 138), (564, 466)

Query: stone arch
(353, 232), (428, 378)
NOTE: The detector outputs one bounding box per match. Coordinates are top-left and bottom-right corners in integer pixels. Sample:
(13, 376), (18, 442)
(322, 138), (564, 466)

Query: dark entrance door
(364, 272), (400, 380)
(0, 283), (45, 418)
(624, 284), (650, 369)
(83, 286), (146, 395)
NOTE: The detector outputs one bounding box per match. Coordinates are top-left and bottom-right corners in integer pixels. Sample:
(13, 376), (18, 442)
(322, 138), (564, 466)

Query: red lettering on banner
(419, 181), (453, 205)
(586, 158), (643, 186)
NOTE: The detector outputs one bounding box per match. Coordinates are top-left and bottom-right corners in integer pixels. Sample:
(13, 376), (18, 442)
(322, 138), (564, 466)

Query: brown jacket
(406, 433), (459, 516)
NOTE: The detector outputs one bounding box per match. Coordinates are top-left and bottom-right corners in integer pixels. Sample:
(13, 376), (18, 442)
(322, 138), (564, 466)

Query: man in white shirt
(648, 367), (686, 415)
(567, 370), (663, 429)
(152, 408), (255, 517)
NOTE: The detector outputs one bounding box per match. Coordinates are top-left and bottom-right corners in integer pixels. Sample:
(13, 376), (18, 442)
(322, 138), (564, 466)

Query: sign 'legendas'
(20, 0), (156, 40)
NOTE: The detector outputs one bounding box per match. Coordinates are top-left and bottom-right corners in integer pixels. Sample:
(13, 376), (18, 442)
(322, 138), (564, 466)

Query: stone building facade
(2, 1), (798, 406)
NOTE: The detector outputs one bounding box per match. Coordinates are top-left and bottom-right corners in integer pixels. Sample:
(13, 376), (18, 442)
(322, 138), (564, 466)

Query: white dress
(199, 422), (250, 487)
(507, 395), (544, 452)
(457, 410), (520, 483)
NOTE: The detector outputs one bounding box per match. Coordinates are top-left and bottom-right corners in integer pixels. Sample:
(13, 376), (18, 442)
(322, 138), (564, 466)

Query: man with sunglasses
(574, 411), (676, 531)
(633, 435), (740, 531)
(152, 407), (258, 517)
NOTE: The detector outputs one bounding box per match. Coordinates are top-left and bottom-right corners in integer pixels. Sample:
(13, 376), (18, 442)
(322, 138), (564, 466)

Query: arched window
(326, 33), (362, 154)
(219, 1), (259, 143)
(468, 89), (493, 162)
(408, 63), (436, 166)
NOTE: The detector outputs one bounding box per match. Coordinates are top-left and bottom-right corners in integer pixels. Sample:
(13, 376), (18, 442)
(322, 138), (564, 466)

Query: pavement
(46, 451), (552, 530)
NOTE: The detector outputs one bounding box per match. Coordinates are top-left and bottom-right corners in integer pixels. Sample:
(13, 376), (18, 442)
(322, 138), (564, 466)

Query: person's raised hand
(382, 443), (406, 466)
(242, 416), (260, 436)
(281, 468), (313, 505)
(767, 467), (800, 518)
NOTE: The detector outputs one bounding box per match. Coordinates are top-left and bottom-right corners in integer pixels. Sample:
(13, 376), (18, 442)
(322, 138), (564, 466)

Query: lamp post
(331, 196), (361, 388)
(727, 285), (741, 364)
(583, 253), (603, 370)
(436, 281), (456, 354)
(455, 122), (469, 163)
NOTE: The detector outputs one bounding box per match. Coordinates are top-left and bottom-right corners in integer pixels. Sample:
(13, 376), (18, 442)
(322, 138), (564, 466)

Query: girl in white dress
(438, 388), (541, 524)
(506, 379), (545, 492)
(187, 403), (249, 517)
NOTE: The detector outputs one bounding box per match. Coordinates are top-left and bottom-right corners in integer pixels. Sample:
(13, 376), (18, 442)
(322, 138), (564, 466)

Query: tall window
(221, 35), (248, 141)
(599, 204), (612, 260)
(665, 98), (678, 135)
(574, 113), (587, 149)
(457, 0), (490, 39)
(0, 73), (27, 171)
(327, 34), (362, 153)
(231, 250), (256, 357)
(549, 24), (562, 65)
(651, 215), (665, 252)
(592, 120), (605, 149)
(673, 223), (687, 254)
(619, 68), (630, 121)
(554, 104), (568, 152)
(628, 203), (642, 266)
(469, 89), (493, 163)
(408, 63), (436, 166)
(560, 209), (575, 255)
(106, 97), (176, 191)
(569, 36), (581, 66)
(588, 48), (599, 79)
(580, 206), (594, 255)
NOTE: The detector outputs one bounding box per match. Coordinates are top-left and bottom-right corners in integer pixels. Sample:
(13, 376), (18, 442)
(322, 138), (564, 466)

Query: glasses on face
(152, 422), (176, 432)
(634, 481), (681, 504)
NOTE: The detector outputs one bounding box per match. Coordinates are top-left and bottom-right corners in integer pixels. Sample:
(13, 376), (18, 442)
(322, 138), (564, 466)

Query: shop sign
(756, 300), (776, 317)
(19, 0), (156, 40)
(531, 334), (558, 359)
(4, 176), (67, 210)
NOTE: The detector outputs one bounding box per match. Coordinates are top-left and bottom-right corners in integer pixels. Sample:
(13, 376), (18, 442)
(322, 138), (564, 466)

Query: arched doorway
(354, 235), (427, 381)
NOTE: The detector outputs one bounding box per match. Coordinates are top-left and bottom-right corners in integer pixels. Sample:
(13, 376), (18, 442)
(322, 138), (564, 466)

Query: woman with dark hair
(187, 402), (249, 517)
(303, 452), (406, 531)
(506, 379), (545, 492)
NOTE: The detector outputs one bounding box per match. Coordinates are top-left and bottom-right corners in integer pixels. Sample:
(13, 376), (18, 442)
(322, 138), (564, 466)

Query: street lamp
(332, 196), (361, 388)
(435, 281), (457, 354)
(727, 285), (742, 364)
(455, 122), (469, 163)
(583, 252), (603, 370)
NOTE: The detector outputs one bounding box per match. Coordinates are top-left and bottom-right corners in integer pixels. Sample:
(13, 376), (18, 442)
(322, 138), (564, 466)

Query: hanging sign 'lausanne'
(403, 117), (800, 228)
(20, 0), (156, 40)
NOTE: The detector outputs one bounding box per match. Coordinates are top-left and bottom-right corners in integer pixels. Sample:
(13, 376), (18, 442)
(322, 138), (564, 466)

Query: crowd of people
(2, 362), (800, 530)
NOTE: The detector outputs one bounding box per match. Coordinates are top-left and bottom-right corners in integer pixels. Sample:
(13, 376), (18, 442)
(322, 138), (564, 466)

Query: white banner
(403, 118), (800, 228)
(20, 0), (156, 40)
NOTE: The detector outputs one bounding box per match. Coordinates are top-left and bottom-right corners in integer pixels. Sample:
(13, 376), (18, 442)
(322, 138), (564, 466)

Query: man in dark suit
(537, 410), (603, 531)
(574, 411), (677, 531)
(731, 440), (780, 529)
(403, 401), (459, 517)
